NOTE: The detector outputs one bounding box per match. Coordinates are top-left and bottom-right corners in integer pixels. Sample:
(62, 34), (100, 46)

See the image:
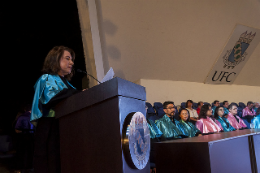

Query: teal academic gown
(216, 116), (236, 132)
(177, 119), (201, 137)
(155, 114), (184, 139)
(31, 74), (75, 122)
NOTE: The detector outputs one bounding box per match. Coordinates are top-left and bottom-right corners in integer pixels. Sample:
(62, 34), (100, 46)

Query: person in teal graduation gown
(177, 108), (201, 137)
(254, 102), (259, 114)
(213, 106), (236, 132)
(147, 119), (163, 139)
(155, 101), (185, 140)
(147, 118), (163, 168)
(252, 107), (260, 129)
(212, 100), (220, 116)
(223, 101), (230, 115)
(31, 46), (85, 173)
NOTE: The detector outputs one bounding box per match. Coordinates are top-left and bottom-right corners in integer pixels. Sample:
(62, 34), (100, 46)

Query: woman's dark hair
(179, 108), (190, 122)
(24, 104), (32, 112)
(185, 100), (193, 108)
(213, 106), (224, 119)
(199, 104), (211, 119)
(42, 46), (75, 80)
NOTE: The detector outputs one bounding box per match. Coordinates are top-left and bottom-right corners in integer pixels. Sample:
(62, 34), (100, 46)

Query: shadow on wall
(96, 0), (124, 78)
(107, 45), (121, 60)
(114, 69), (126, 80)
(103, 19), (118, 36)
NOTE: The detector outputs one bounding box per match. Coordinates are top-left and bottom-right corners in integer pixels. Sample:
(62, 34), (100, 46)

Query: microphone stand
(77, 69), (101, 84)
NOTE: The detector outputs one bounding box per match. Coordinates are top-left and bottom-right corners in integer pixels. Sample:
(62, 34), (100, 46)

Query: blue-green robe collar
(177, 119), (201, 137)
(31, 74), (75, 121)
(147, 119), (163, 139)
(216, 116), (236, 132)
(224, 107), (229, 115)
(155, 114), (184, 139)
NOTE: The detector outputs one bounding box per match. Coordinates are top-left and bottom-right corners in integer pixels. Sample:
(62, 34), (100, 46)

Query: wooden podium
(55, 77), (150, 173)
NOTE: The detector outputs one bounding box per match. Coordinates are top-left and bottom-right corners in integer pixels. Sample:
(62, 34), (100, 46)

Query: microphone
(77, 69), (101, 84)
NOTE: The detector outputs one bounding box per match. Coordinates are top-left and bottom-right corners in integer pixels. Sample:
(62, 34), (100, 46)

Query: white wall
(139, 79), (260, 106)
(95, 0), (260, 86)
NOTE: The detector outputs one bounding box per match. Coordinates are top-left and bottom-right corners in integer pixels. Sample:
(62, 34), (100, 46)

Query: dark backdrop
(1, 0), (86, 134)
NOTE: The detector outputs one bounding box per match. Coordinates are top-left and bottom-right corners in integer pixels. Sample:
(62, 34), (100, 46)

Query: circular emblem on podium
(122, 112), (150, 170)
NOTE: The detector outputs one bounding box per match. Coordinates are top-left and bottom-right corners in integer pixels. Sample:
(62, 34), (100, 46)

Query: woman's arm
(43, 88), (80, 110)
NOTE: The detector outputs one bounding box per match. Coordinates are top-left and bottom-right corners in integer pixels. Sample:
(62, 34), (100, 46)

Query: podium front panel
(253, 134), (260, 172)
(59, 97), (123, 173)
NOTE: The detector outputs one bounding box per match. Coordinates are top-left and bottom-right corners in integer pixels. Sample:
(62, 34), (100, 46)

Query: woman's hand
(82, 88), (88, 91)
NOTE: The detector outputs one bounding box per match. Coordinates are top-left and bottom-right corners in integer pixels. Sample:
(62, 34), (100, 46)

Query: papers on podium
(101, 67), (115, 83)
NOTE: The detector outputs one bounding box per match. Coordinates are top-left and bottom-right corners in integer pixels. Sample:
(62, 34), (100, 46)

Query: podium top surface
(55, 77), (146, 119)
(156, 129), (260, 145)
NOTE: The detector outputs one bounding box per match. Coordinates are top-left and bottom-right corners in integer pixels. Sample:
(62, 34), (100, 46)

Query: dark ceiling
(1, 0), (86, 133)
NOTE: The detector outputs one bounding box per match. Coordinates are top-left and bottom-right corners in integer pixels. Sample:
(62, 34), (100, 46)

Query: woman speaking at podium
(31, 46), (80, 173)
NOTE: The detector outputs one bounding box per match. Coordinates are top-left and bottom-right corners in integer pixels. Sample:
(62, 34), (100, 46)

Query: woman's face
(206, 106), (212, 117)
(59, 50), (74, 77)
(218, 107), (224, 117)
(187, 101), (193, 108)
(180, 110), (189, 121)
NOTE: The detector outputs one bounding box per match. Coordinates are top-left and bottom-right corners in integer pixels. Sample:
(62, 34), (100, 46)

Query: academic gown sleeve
(42, 87), (79, 110)
(31, 74), (78, 121)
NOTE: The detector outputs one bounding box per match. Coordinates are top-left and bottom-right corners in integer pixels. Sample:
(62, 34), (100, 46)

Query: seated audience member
(222, 101), (229, 115)
(252, 107), (260, 129)
(145, 105), (163, 140)
(196, 105), (222, 134)
(254, 102), (259, 113)
(242, 101), (256, 117)
(145, 107), (162, 173)
(15, 105), (35, 172)
(177, 108), (201, 137)
(212, 100), (220, 115)
(226, 103), (247, 130)
(155, 101), (185, 140)
(147, 119), (163, 140)
(196, 101), (203, 115)
(242, 101), (256, 125)
(213, 106), (236, 132)
(186, 100), (199, 122)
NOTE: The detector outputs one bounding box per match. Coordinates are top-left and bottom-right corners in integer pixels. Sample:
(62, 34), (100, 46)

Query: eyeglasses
(166, 107), (175, 110)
